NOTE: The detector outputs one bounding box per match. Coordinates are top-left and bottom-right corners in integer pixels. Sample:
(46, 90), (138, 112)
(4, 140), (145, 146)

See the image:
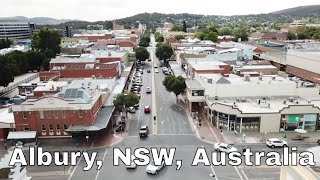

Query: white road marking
(169, 128), (172, 134)
(201, 145), (218, 180)
(234, 166), (244, 180)
(241, 169), (249, 180)
(94, 148), (109, 180)
(68, 149), (84, 180)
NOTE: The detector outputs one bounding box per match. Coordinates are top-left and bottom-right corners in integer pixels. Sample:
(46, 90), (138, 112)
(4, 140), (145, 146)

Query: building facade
(0, 22), (35, 39)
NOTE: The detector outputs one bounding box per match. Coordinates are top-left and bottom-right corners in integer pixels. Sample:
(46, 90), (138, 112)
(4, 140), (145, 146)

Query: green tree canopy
(32, 28), (62, 54)
(233, 27), (249, 41)
(204, 32), (218, 42)
(155, 35), (164, 42)
(195, 32), (205, 40)
(25, 51), (46, 71)
(113, 93), (139, 111)
(162, 75), (186, 100)
(0, 56), (14, 87)
(171, 24), (184, 31)
(183, 21), (187, 32)
(0, 38), (12, 49)
(175, 35), (185, 41)
(155, 43), (173, 61)
(134, 47), (150, 61)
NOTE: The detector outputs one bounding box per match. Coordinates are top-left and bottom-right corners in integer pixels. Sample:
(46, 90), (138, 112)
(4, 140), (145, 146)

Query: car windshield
(226, 145), (232, 149)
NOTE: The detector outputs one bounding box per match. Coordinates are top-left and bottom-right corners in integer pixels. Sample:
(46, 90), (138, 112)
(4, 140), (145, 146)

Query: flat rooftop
(50, 57), (96, 64)
(208, 96), (320, 114)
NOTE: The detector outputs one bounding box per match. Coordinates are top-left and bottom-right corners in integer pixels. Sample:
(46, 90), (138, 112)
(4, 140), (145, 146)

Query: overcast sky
(1, 0), (319, 21)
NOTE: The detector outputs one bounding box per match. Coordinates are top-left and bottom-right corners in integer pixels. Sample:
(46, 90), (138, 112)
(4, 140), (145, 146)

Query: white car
(128, 107), (136, 113)
(213, 143), (237, 153)
(155, 69), (159, 73)
(146, 160), (165, 174)
(126, 155), (137, 169)
(266, 138), (288, 148)
(146, 87), (151, 93)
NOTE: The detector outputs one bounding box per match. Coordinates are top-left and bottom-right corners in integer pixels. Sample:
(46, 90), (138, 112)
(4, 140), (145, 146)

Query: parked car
(128, 107), (136, 113)
(147, 69), (151, 73)
(146, 87), (151, 94)
(266, 138), (288, 148)
(147, 59), (151, 62)
(155, 69), (159, 73)
(133, 82), (143, 86)
(146, 160), (165, 174)
(144, 106), (151, 113)
(213, 143), (237, 153)
(318, 139), (320, 145)
(164, 71), (171, 75)
(139, 125), (149, 137)
(133, 103), (139, 109)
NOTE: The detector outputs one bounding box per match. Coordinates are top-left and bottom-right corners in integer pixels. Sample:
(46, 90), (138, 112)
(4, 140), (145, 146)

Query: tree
(5, 51), (29, 75)
(297, 32), (307, 40)
(162, 75), (186, 101)
(175, 35), (184, 41)
(0, 56), (14, 87)
(233, 27), (249, 41)
(0, 38), (12, 49)
(155, 43), (173, 61)
(113, 93), (139, 111)
(42, 58), (51, 71)
(32, 28), (62, 54)
(183, 21), (187, 32)
(204, 32), (218, 42)
(25, 51), (45, 71)
(155, 35), (164, 42)
(195, 32), (205, 40)
(134, 47), (150, 61)
(312, 33), (320, 40)
(218, 28), (232, 36)
(287, 31), (296, 40)
(171, 24), (183, 31)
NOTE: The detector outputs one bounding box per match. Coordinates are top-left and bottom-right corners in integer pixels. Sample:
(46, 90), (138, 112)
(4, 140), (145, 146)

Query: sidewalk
(223, 131), (320, 145)
(177, 95), (320, 145)
(177, 95), (222, 144)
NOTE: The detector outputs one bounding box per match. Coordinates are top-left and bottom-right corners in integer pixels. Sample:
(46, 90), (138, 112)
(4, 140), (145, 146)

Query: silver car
(146, 160), (165, 175)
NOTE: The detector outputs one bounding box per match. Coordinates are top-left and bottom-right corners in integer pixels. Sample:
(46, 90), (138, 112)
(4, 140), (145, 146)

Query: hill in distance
(270, 5), (320, 16)
(0, 16), (73, 25)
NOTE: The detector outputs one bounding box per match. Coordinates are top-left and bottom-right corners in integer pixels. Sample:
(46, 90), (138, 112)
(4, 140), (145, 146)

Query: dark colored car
(147, 69), (151, 73)
(318, 139), (320, 145)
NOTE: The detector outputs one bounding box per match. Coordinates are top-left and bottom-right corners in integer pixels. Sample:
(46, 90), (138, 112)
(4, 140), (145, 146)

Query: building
(87, 24), (103, 30)
(0, 22), (36, 39)
(12, 78), (115, 137)
(186, 59), (231, 79)
(286, 49), (320, 84)
(163, 22), (173, 29)
(185, 74), (320, 133)
(217, 35), (236, 43)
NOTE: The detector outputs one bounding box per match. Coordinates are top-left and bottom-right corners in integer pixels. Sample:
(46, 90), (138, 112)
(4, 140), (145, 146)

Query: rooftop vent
(207, 78), (213, 84)
(244, 75), (250, 81)
(289, 97), (294, 102)
(258, 76), (263, 80)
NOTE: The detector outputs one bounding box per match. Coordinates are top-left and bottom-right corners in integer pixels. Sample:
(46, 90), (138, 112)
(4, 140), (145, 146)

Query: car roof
(268, 138), (281, 141)
(217, 143), (229, 146)
(141, 125), (148, 128)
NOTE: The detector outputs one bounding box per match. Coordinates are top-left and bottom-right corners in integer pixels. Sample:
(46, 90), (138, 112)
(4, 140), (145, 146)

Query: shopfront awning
(7, 131), (37, 140)
(66, 106), (115, 133)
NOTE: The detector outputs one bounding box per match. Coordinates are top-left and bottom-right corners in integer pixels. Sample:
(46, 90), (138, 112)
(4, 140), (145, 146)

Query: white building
(185, 74), (320, 133)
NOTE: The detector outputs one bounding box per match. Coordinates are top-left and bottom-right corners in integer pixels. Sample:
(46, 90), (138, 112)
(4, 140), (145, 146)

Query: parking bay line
(234, 166), (244, 180)
(201, 145), (218, 180)
(68, 149), (84, 180)
(241, 169), (249, 180)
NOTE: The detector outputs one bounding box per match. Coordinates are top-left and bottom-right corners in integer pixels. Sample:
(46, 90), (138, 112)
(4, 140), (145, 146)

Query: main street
(67, 35), (318, 180)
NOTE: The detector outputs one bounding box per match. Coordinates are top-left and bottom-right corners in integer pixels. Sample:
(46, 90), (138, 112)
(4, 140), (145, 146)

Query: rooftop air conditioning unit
(289, 97), (294, 102)
(240, 98), (246, 102)
(233, 102), (237, 108)
(236, 98), (240, 102)
(258, 76), (263, 80)
(257, 99), (261, 104)
(272, 76), (276, 80)
(214, 96), (218, 100)
(207, 78), (213, 84)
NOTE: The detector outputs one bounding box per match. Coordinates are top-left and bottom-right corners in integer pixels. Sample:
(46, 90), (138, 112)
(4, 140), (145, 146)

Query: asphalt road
(67, 36), (319, 180)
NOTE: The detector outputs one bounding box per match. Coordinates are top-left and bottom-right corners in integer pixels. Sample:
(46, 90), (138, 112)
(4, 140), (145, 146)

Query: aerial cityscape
(1, 1), (320, 180)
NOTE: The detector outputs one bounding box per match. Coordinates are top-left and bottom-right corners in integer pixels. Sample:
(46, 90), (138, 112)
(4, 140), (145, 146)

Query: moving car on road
(147, 69), (151, 73)
(266, 138), (288, 148)
(213, 143), (237, 153)
(144, 106), (151, 113)
(146, 87), (151, 94)
(155, 69), (159, 73)
(146, 160), (165, 175)
(139, 126), (149, 137)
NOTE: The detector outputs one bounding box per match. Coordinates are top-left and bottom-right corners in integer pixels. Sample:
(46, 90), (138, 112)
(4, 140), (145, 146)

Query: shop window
(64, 124), (68, 130)
(79, 110), (83, 118)
(49, 124), (53, 131)
(56, 124), (60, 130)
(41, 125), (46, 131)
(24, 127), (30, 131)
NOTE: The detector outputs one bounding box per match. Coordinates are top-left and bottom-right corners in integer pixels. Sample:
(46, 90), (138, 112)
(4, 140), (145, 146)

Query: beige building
(185, 73), (320, 133)
(280, 165), (320, 180)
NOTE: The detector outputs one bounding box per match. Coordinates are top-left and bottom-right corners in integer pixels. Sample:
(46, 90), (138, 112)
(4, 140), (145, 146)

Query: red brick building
(12, 86), (108, 137)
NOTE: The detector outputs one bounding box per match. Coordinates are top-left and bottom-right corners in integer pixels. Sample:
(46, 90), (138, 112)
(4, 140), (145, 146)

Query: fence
(0, 73), (39, 96)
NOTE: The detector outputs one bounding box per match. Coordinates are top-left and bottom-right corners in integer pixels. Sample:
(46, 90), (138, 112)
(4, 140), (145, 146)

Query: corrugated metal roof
(7, 131), (37, 140)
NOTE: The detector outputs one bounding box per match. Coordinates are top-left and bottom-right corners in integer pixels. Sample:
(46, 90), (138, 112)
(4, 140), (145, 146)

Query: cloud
(1, 0), (319, 21)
